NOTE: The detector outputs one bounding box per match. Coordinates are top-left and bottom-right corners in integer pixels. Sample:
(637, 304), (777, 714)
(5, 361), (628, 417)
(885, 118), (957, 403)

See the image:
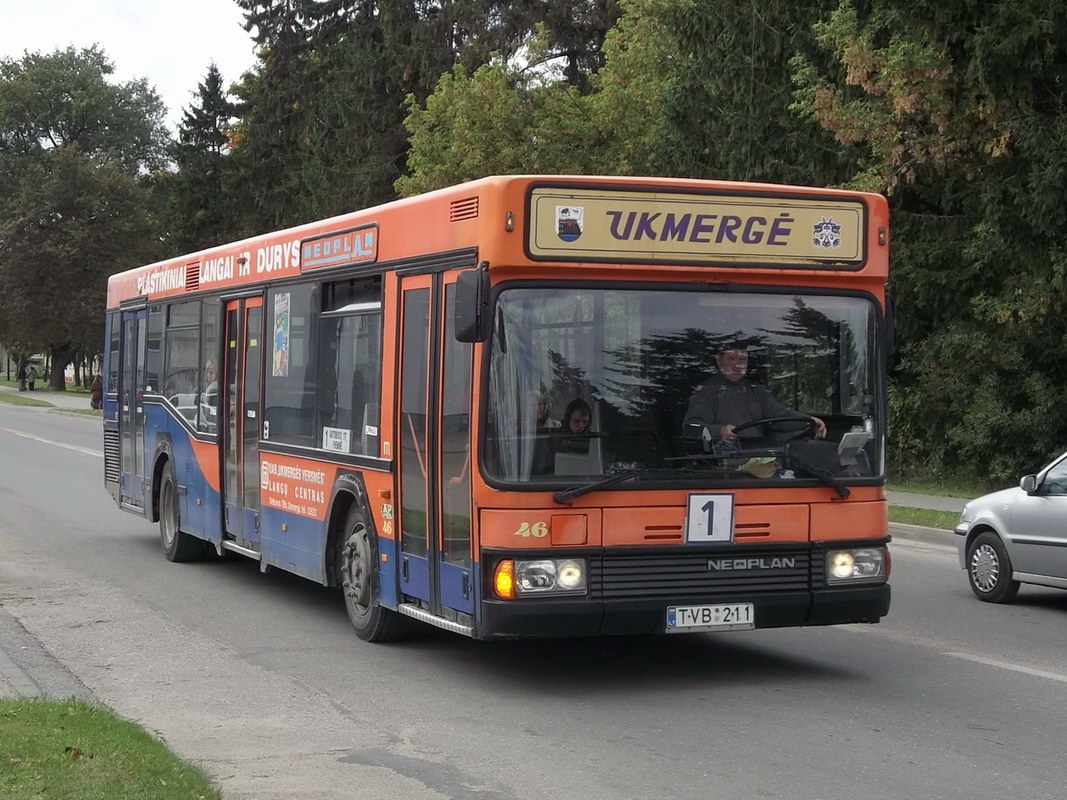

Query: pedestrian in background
(27, 365), (37, 391)
(16, 363), (27, 391)
(90, 375), (103, 410)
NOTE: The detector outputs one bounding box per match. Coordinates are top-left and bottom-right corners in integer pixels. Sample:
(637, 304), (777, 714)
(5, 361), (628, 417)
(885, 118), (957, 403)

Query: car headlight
(493, 558), (587, 599)
(825, 547), (885, 585)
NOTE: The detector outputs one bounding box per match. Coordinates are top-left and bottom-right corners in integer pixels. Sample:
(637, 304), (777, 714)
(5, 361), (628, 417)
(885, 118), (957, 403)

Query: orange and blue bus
(104, 175), (891, 641)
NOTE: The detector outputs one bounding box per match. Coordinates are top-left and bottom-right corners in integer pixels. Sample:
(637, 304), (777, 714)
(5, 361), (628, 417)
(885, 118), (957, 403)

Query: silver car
(955, 451), (1067, 602)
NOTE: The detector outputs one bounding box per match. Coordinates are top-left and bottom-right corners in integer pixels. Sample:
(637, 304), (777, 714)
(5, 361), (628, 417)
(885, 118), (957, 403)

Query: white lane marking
(945, 652), (1067, 684)
(2, 428), (103, 458)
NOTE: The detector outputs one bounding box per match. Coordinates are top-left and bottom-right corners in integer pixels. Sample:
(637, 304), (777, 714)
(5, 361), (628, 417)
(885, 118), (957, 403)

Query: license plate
(666, 603), (755, 633)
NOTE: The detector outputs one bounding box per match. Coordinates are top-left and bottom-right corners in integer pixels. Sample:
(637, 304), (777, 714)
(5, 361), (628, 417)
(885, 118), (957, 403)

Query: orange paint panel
(603, 507), (685, 546)
(109, 176), (888, 309)
(550, 514), (588, 546)
(602, 504), (810, 545)
(360, 471), (397, 539)
(259, 453), (339, 521)
(809, 500), (887, 541)
(189, 439), (220, 493)
(480, 509), (602, 549)
(732, 504), (809, 542)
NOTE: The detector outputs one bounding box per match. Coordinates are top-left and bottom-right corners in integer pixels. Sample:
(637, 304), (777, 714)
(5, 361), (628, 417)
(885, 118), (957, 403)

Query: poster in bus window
(556, 205), (583, 242)
(273, 292), (290, 377)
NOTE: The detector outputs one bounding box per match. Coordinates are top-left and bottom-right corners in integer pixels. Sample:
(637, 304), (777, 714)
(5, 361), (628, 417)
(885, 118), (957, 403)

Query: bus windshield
(484, 286), (882, 486)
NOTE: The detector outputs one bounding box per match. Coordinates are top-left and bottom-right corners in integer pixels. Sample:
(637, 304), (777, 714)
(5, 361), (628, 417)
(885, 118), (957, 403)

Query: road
(1, 401), (1065, 800)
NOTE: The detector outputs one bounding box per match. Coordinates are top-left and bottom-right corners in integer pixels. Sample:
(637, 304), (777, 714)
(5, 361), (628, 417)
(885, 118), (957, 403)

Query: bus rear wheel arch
(338, 506), (407, 642)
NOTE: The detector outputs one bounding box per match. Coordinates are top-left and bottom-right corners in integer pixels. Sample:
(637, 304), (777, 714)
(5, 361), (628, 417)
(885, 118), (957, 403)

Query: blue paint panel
(439, 561), (474, 614)
(260, 505), (328, 583)
(242, 509), (261, 545)
(401, 555), (430, 602)
(143, 404), (222, 545)
(377, 537), (399, 609)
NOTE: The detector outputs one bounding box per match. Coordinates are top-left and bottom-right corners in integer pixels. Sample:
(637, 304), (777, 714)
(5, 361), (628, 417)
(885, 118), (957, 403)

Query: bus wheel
(159, 461), (205, 563)
(339, 508), (406, 642)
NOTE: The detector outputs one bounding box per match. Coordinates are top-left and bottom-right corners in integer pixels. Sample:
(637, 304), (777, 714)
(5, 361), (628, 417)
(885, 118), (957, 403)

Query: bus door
(119, 308), (147, 509)
(396, 273), (475, 620)
(222, 297), (264, 550)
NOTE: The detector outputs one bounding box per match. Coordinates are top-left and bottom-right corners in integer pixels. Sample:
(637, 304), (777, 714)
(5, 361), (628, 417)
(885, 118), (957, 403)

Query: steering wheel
(730, 416), (816, 442)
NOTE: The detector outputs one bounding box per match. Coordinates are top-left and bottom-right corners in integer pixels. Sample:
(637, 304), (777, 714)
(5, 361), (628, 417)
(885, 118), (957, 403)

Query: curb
(888, 521), (956, 547)
(0, 608), (96, 701)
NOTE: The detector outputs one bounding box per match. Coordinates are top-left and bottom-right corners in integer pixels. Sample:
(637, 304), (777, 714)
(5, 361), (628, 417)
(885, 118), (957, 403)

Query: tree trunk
(48, 344), (74, 391)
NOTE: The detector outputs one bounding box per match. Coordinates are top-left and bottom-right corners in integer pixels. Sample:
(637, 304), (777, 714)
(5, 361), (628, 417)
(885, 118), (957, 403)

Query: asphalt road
(1, 401), (1065, 800)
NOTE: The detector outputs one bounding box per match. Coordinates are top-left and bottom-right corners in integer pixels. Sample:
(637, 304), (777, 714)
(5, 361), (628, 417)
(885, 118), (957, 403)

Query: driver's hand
(720, 424), (737, 441)
(811, 416), (827, 439)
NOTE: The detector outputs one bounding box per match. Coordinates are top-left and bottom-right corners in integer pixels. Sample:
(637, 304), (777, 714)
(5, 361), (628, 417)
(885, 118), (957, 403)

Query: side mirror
(1020, 474), (1038, 494)
(454, 268), (490, 343)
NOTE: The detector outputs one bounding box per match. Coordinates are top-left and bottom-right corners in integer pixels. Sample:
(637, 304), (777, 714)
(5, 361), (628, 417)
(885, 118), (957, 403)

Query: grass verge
(56, 408), (104, 417)
(0, 392), (53, 407)
(0, 697), (221, 800)
(887, 479), (991, 498)
(888, 506), (960, 530)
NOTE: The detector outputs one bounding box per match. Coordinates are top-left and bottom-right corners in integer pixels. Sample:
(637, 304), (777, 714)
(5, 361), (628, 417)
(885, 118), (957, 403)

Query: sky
(0, 0), (259, 131)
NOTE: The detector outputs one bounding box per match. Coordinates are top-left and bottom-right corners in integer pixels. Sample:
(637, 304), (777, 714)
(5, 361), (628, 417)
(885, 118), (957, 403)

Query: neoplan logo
(707, 557), (796, 571)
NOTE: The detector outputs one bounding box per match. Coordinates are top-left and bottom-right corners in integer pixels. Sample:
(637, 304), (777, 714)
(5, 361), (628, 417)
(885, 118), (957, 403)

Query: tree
(0, 46), (168, 389)
(164, 63), (241, 254)
(792, 0), (1067, 482)
(398, 0), (852, 192)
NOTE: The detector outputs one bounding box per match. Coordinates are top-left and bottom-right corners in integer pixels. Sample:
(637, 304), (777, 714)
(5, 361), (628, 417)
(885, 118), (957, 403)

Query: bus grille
(103, 428), (120, 483)
(594, 548), (815, 599)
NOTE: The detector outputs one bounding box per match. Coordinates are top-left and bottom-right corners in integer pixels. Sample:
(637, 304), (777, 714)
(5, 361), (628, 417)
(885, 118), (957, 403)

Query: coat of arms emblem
(811, 218), (842, 249)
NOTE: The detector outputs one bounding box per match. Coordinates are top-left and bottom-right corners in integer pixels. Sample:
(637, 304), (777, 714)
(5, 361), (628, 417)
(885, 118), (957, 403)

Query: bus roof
(107, 175), (888, 308)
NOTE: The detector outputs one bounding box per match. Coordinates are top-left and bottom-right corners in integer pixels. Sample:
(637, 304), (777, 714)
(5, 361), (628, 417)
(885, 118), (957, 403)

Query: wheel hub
(342, 528), (371, 609)
(970, 544), (999, 592)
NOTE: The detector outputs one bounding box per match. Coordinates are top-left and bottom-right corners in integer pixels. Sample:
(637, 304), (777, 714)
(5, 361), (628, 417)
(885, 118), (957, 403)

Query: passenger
(562, 398), (591, 434)
(555, 398), (594, 456)
(684, 343), (826, 451)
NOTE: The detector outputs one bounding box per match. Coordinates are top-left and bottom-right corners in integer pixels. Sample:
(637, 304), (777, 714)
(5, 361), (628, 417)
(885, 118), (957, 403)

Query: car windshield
(483, 286), (882, 487)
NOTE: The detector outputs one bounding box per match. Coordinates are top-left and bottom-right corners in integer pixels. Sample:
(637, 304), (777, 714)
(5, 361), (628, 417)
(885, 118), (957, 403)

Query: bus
(103, 175), (891, 641)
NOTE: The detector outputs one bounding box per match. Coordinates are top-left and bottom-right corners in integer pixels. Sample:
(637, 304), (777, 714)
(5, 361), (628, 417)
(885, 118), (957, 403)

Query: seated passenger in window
(556, 398), (593, 454)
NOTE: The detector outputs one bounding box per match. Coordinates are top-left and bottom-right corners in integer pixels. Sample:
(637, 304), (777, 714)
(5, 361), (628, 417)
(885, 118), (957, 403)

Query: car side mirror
(1020, 474), (1038, 494)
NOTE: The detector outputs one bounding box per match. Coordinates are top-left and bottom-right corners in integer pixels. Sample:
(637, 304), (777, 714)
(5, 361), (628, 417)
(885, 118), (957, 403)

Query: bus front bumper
(477, 584), (891, 639)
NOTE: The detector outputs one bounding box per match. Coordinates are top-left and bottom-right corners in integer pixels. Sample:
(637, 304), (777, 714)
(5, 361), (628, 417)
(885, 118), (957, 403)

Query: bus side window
(316, 277), (382, 455)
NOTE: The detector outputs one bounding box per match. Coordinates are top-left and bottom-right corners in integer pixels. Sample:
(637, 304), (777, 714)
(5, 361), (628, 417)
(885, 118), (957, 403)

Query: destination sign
(527, 187), (865, 268)
(301, 224), (378, 271)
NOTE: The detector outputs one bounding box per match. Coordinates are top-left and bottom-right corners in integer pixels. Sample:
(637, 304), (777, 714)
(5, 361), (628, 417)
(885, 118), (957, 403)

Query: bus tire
(339, 507), (407, 642)
(158, 461), (206, 563)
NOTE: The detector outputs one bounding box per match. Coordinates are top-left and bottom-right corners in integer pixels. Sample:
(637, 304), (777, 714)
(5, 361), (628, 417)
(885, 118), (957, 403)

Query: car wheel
(159, 461), (207, 562)
(338, 507), (408, 642)
(967, 531), (1020, 603)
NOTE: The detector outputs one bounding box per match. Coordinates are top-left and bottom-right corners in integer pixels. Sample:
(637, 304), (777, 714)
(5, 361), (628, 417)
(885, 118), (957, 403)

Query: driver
(683, 342), (826, 451)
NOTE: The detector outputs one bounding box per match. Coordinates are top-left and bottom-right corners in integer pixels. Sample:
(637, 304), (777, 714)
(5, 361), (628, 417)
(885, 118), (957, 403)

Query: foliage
(397, 58), (602, 196)
(399, 0), (854, 191)
(0, 47), (168, 388)
(0, 147), (160, 374)
(163, 64), (241, 254)
(794, 0), (1067, 481)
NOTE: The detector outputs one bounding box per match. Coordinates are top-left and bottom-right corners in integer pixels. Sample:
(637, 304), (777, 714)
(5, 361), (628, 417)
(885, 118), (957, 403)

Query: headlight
(825, 547), (885, 585)
(493, 558), (587, 598)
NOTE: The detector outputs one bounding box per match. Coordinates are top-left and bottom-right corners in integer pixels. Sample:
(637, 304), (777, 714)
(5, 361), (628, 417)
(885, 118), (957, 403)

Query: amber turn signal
(493, 560), (516, 600)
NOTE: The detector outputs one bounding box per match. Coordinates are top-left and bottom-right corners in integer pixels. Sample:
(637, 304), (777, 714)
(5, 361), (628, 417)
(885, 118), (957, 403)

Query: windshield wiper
(789, 454), (851, 499)
(554, 469), (650, 504)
